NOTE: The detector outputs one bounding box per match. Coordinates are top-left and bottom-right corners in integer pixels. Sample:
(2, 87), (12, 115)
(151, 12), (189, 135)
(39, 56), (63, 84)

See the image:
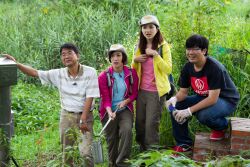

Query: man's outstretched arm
(4, 54), (38, 77)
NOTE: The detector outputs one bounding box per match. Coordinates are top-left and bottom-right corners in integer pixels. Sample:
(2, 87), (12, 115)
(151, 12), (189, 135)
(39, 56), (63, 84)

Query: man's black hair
(60, 43), (80, 55)
(186, 34), (209, 56)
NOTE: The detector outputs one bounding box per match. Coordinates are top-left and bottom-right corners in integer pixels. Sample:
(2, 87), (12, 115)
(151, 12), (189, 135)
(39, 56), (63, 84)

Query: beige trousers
(60, 110), (94, 167)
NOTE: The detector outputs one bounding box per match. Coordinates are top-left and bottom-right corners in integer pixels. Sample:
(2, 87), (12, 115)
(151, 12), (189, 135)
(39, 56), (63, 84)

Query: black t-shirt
(178, 56), (240, 105)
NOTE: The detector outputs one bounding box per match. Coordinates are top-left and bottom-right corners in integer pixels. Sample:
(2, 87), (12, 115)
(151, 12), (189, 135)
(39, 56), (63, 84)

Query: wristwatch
(80, 119), (86, 125)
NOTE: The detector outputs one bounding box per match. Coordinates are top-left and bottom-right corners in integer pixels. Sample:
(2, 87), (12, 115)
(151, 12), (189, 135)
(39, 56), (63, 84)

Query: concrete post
(0, 57), (17, 166)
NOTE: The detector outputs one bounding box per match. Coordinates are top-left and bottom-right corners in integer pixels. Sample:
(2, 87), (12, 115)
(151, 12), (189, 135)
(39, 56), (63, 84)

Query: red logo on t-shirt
(191, 77), (209, 96)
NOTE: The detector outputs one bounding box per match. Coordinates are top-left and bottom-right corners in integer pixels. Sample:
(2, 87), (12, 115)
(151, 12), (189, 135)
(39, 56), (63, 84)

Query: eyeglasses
(186, 48), (201, 52)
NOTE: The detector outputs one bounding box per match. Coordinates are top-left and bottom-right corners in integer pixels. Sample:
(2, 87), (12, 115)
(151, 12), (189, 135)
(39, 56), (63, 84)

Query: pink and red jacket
(98, 66), (139, 120)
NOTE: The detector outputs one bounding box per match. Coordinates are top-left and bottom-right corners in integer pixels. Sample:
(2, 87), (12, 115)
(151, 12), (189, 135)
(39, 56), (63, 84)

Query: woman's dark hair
(60, 43), (80, 55)
(108, 52), (127, 65)
(138, 27), (163, 54)
(186, 34), (209, 56)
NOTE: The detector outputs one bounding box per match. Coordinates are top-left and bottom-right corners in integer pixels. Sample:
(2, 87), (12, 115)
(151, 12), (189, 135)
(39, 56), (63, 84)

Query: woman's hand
(107, 107), (116, 120)
(145, 48), (158, 57)
(134, 54), (148, 63)
(117, 98), (130, 109)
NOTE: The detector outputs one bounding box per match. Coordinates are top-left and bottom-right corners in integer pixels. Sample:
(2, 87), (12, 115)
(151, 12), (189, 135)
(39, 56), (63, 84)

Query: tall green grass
(0, 0), (149, 82)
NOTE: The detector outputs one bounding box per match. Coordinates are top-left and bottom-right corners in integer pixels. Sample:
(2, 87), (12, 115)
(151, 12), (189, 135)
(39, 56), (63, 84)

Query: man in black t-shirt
(166, 34), (239, 152)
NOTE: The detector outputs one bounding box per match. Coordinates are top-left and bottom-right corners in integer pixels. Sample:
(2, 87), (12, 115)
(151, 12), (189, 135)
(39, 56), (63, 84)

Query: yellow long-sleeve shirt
(131, 40), (172, 97)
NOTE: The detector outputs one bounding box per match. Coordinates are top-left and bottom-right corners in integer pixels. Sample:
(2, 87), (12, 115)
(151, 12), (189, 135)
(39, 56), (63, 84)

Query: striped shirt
(38, 64), (100, 113)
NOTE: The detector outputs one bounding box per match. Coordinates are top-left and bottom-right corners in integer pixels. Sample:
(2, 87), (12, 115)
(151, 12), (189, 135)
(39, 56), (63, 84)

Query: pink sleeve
(128, 68), (139, 102)
(98, 71), (112, 109)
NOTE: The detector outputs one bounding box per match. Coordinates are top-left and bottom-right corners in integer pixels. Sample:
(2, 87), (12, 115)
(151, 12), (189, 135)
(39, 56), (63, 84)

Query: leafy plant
(129, 149), (200, 167)
(206, 155), (250, 167)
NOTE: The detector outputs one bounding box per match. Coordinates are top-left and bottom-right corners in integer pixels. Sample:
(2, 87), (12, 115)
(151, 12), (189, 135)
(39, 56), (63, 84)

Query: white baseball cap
(139, 15), (160, 27)
(108, 44), (128, 64)
(108, 44), (127, 56)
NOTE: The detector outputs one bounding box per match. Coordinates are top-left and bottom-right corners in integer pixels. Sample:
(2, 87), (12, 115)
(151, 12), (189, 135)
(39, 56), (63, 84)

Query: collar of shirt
(67, 64), (84, 79)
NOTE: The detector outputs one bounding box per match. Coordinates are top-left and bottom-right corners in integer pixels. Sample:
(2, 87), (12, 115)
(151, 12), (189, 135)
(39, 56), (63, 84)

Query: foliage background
(0, 0), (249, 166)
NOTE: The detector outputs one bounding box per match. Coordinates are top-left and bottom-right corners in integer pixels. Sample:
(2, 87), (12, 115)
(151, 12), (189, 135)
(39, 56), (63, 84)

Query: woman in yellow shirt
(132, 15), (172, 151)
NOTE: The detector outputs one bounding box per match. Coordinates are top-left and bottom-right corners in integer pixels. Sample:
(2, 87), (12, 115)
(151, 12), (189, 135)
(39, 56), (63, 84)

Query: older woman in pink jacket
(98, 44), (138, 167)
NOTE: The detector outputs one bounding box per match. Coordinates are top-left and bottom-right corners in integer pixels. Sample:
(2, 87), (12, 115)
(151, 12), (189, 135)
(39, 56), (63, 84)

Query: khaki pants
(135, 89), (165, 150)
(102, 108), (133, 167)
(60, 110), (94, 167)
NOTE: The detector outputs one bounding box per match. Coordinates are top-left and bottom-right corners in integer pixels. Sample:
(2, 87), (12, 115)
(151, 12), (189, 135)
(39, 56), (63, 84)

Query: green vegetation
(0, 0), (249, 166)
(207, 156), (250, 167)
(129, 151), (250, 167)
(129, 150), (200, 167)
(12, 82), (60, 135)
(11, 125), (60, 166)
(0, 129), (8, 147)
(0, 0), (148, 78)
